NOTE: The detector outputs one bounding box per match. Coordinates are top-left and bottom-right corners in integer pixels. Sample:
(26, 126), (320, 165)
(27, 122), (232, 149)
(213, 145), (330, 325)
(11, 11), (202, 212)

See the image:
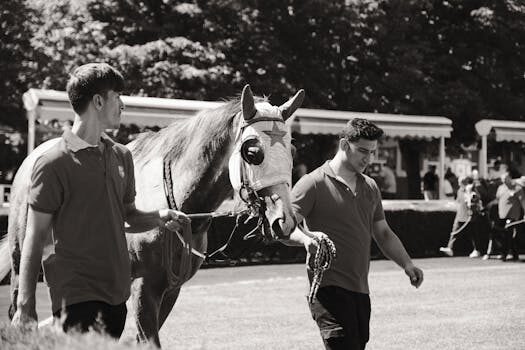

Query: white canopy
(291, 108), (452, 139)
(23, 88), (452, 143)
(475, 119), (525, 178)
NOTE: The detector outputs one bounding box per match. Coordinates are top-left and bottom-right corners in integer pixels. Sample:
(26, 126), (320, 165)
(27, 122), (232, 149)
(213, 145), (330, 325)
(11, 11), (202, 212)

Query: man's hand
(404, 264), (424, 288)
(304, 231), (329, 267)
(159, 209), (191, 232)
(11, 306), (38, 330)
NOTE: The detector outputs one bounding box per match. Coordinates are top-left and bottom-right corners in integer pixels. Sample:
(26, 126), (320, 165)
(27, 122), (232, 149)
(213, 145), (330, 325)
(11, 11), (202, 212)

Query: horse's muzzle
(264, 194), (297, 240)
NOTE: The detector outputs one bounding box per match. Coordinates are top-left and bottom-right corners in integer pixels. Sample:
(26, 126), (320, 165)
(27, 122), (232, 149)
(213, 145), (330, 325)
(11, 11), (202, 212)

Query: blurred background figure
(292, 162), (308, 186)
(379, 162), (397, 199)
(440, 176), (483, 258)
(422, 165), (439, 200)
(444, 167), (459, 198)
(495, 172), (525, 261)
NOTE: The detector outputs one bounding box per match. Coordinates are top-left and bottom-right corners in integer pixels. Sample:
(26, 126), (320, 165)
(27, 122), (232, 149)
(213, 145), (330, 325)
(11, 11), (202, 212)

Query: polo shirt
(292, 161), (384, 294)
(29, 130), (136, 313)
(496, 184), (524, 220)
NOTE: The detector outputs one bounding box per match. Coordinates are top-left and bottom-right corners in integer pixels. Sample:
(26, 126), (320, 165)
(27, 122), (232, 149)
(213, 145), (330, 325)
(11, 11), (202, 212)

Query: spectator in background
(379, 162), (397, 199)
(472, 169), (490, 207)
(495, 172), (525, 261)
(422, 165), (439, 200)
(444, 167), (459, 197)
(443, 177), (455, 198)
(440, 176), (483, 258)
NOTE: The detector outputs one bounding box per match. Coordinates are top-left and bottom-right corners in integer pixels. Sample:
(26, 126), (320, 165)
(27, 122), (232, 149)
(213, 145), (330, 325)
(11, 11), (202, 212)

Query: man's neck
(71, 113), (104, 147)
(329, 153), (359, 184)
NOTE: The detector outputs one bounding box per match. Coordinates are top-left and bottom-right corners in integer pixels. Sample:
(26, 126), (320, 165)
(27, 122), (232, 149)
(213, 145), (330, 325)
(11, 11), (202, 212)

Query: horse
(0, 85), (304, 347)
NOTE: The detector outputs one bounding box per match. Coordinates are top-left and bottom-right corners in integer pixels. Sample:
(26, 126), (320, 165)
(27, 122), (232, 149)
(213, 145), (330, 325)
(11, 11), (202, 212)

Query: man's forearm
(377, 229), (413, 269)
(281, 226), (309, 247)
(125, 208), (162, 233)
(17, 229), (47, 310)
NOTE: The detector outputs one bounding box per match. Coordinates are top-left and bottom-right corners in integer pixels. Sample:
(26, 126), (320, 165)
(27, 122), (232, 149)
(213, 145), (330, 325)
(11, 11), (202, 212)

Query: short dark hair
(339, 118), (384, 142)
(66, 63), (124, 114)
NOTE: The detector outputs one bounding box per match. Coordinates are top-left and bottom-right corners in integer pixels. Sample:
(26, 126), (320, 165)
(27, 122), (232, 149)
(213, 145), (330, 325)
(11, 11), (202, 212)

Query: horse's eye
(241, 138), (264, 165)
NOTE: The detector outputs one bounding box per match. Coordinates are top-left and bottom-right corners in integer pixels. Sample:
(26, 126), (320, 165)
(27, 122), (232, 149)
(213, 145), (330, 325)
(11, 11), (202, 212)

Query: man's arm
(124, 203), (190, 233)
(281, 212), (328, 258)
(11, 208), (53, 328)
(372, 219), (424, 288)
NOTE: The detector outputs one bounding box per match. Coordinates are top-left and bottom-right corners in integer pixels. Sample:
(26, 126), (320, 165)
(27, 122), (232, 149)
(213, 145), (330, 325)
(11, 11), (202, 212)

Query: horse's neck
(170, 115), (240, 214)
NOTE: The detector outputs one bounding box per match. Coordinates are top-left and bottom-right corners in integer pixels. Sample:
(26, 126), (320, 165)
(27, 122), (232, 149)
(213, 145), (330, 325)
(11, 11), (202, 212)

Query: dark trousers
(502, 222), (519, 260)
(486, 219), (506, 257)
(309, 286), (371, 350)
(53, 300), (127, 339)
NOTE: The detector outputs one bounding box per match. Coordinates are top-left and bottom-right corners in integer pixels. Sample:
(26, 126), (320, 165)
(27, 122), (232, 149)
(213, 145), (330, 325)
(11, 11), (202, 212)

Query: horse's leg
(130, 275), (167, 348)
(158, 240), (206, 330)
(8, 219), (23, 320)
(157, 287), (181, 329)
(8, 264), (19, 320)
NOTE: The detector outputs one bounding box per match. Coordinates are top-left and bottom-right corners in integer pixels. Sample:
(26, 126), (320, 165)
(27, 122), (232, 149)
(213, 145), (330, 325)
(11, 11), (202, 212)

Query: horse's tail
(0, 234), (10, 282)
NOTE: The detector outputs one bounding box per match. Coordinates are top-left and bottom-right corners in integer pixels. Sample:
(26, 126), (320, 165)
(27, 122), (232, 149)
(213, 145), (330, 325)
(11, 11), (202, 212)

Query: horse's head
(228, 85), (304, 241)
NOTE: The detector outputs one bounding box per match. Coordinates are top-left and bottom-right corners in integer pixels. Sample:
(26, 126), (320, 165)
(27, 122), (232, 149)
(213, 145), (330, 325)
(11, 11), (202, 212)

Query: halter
(162, 113), (291, 266)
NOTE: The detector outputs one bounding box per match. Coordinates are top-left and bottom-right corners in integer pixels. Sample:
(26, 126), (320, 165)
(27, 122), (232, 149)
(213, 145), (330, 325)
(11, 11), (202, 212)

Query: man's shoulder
(105, 136), (132, 157)
(361, 173), (379, 189)
(292, 166), (326, 193)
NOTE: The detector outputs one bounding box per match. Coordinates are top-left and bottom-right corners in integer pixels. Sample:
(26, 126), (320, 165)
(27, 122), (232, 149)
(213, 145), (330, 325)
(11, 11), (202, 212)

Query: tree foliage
(1, 0), (524, 144)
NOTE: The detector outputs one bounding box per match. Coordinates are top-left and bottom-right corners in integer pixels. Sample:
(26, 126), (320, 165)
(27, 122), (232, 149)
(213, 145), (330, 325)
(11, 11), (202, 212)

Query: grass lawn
(1, 257), (524, 349)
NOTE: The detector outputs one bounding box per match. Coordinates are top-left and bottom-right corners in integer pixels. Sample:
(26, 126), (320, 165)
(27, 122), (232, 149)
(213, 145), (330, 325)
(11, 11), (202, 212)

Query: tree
(0, 0), (35, 130)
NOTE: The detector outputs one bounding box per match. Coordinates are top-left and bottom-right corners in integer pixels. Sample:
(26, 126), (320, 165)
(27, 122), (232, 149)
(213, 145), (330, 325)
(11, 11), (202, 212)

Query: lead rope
(307, 235), (337, 303)
(163, 156), (194, 289)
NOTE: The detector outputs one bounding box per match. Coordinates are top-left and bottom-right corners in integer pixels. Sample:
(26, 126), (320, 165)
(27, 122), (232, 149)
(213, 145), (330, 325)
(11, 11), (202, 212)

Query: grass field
(1, 257), (524, 349)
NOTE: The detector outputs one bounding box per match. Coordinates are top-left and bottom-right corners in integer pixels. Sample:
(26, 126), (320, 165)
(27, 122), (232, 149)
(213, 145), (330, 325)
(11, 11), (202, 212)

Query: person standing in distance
(11, 63), (190, 339)
(284, 118), (424, 350)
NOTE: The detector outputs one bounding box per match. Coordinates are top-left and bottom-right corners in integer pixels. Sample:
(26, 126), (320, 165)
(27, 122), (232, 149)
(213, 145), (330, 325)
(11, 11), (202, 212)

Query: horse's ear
(279, 89), (305, 121)
(241, 84), (257, 121)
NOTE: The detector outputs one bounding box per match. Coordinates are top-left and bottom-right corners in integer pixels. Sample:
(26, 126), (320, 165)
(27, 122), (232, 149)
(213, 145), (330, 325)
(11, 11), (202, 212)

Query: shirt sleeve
(372, 180), (386, 222)
(123, 149), (136, 205)
(29, 155), (63, 214)
(291, 174), (316, 220)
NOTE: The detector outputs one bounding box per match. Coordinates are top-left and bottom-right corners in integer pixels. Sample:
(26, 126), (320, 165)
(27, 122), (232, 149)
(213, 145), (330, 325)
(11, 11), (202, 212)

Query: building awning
(291, 108), (451, 139)
(23, 88), (452, 139)
(23, 89), (221, 127)
(475, 119), (525, 142)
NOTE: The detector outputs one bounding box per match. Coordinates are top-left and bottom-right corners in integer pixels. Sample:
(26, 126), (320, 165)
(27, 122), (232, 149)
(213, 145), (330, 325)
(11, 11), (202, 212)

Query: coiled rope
(307, 235), (337, 303)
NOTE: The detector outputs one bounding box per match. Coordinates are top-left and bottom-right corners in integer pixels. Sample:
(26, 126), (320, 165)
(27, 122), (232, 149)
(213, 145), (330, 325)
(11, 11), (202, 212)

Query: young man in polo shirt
(11, 63), (190, 338)
(286, 118), (424, 350)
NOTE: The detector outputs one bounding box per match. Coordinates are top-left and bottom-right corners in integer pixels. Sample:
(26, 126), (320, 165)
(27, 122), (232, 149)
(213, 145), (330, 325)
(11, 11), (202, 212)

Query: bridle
(162, 114), (292, 262)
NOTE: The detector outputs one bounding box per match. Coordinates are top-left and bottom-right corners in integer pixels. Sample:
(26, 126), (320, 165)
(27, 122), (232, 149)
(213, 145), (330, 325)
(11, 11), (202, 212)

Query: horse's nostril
(271, 218), (284, 238)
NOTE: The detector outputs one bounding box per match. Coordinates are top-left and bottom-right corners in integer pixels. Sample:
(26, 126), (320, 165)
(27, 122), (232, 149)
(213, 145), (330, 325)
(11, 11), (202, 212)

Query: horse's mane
(131, 95), (267, 164)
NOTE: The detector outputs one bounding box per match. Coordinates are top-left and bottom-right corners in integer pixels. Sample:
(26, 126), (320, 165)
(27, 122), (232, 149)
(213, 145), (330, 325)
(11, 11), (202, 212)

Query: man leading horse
(10, 63), (190, 338)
